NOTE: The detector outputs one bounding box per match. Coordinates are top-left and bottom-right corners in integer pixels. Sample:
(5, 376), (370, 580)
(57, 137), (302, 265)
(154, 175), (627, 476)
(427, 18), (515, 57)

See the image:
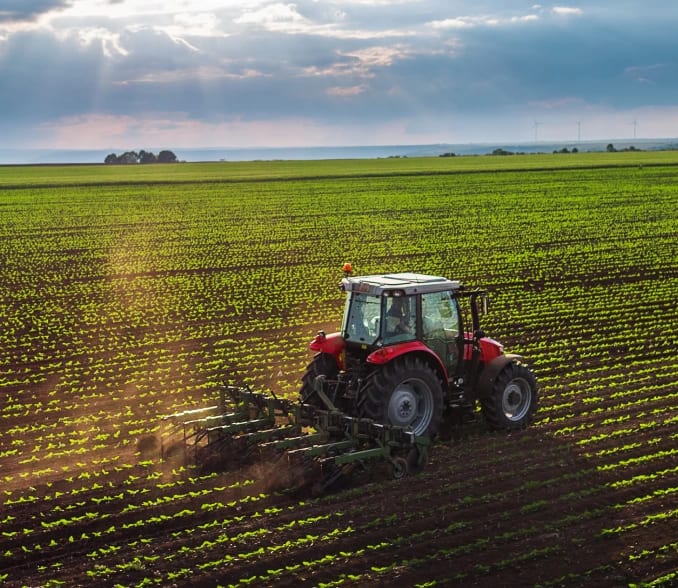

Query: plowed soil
(2, 392), (676, 587)
(1, 159), (677, 587)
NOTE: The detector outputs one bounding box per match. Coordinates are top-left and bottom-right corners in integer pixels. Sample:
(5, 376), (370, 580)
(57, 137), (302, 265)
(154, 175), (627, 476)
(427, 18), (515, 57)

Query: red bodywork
(366, 340), (448, 378)
(463, 333), (504, 363)
(310, 331), (505, 380)
(309, 332), (346, 369)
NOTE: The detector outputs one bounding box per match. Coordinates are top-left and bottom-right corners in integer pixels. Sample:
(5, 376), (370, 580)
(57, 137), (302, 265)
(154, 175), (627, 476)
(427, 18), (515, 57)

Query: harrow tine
(259, 431), (329, 453)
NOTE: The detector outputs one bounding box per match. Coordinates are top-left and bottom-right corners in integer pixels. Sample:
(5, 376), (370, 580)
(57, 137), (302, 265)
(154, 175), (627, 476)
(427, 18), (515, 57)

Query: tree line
(104, 150), (178, 164)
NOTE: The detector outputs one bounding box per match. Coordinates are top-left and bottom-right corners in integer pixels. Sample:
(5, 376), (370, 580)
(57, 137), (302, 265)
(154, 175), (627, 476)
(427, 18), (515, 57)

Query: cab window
(343, 293), (381, 344)
(382, 295), (417, 345)
(421, 291), (459, 367)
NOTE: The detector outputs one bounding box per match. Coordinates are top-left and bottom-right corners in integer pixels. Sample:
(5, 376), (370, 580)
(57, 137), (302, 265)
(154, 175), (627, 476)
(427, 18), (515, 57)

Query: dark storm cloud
(0, 29), (102, 125)
(354, 5), (678, 116)
(453, 15), (678, 110)
(0, 0), (71, 22)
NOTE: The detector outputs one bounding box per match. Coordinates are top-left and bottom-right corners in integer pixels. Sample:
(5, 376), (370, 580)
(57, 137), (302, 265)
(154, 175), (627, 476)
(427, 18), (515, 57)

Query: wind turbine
(533, 121), (542, 142)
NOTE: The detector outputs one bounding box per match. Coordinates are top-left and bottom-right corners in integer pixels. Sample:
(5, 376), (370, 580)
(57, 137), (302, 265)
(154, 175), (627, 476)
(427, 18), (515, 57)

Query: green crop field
(0, 152), (676, 587)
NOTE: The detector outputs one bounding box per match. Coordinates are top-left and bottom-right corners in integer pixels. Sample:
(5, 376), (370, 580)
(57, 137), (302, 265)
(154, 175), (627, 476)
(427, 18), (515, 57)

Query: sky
(0, 0), (677, 151)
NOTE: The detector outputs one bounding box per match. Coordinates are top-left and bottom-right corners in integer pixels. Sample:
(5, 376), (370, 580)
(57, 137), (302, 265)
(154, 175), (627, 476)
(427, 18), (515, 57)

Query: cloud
(512, 14), (539, 23)
(75, 27), (129, 56)
(623, 63), (676, 86)
(339, 0), (419, 4)
(552, 6), (583, 16)
(235, 3), (310, 32)
(342, 44), (413, 67)
(0, 0), (70, 23)
(232, 2), (417, 40)
(116, 66), (267, 85)
(430, 12), (541, 30)
(1, 0), (678, 152)
(327, 84), (367, 96)
(430, 18), (475, 30)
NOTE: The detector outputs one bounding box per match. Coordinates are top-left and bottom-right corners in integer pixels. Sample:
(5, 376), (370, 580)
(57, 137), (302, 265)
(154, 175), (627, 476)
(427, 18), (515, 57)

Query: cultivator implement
(161, 384), (430, 494)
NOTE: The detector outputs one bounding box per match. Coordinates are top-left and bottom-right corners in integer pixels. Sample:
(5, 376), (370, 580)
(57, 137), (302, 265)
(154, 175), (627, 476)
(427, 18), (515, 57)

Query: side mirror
(480, 293), (490, 315)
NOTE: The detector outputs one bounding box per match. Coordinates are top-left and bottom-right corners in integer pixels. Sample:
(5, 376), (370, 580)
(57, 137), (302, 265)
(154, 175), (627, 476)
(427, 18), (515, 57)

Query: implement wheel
(481, 361), (538, 430)
(391, 457), (408, 480)
(361, 356), (444, 437)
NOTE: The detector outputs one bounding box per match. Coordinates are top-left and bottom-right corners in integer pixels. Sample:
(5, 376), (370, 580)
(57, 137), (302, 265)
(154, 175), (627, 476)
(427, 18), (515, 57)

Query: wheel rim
(501, 377), (532, 421)
(387, 378), (434, 436)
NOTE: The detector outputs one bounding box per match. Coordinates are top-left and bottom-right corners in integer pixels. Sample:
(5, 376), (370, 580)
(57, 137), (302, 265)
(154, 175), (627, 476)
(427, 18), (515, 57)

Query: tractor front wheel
(481, 361), (538, 430)
(361, 356), (444, 437)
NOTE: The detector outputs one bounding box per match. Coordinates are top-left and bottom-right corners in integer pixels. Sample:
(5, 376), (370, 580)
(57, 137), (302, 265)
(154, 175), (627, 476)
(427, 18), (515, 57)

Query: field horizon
(2, 136), (677, 165)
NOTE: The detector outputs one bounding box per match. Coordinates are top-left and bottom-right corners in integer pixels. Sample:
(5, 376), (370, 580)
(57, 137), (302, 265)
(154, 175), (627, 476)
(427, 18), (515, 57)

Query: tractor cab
(340, 272), (463, 377)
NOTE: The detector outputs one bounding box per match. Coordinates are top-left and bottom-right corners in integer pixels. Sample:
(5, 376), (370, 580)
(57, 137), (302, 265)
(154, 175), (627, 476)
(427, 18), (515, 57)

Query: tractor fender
(366, 341), (449, 382)
(309, 331), (345, 356)
(309, 332), (345, 370)
(475, 353), (524, 400)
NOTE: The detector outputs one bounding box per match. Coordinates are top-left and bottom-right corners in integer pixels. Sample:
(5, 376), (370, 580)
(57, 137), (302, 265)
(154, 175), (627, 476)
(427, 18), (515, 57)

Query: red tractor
(301, 267), (538, 437)
(163, 266), (538, 491)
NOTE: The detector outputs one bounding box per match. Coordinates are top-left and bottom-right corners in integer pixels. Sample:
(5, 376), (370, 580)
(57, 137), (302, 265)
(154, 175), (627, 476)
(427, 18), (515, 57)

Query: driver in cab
(385, 296), (411, 335)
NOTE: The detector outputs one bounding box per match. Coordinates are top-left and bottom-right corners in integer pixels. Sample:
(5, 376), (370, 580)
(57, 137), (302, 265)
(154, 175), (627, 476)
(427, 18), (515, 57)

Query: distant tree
(606, 143), (617, 152)
(139, 150), (157, 164)
(491, 148), (514, 156)
(572, 147), (579, 153)
(157, 150), (177, 163)
(118, 151), (139, 164)
(439, 152), (456, 157)
(104, 149), (178, 164)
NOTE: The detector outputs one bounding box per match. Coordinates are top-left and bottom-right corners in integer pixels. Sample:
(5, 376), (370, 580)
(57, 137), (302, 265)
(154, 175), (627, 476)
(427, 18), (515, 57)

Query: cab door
(421, 291), (460, 377)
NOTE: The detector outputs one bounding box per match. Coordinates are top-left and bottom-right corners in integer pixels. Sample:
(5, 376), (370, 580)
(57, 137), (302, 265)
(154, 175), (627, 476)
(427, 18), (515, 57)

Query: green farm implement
(162, 265), (538, 493)
(162, 384), (429, 494)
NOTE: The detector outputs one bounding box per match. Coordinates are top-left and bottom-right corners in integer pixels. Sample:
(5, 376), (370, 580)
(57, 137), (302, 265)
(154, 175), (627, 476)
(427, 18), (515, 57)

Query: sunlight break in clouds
(341, 45), (414, 68)
(75, 27), (129, 57)
(301, 45), (415, 81)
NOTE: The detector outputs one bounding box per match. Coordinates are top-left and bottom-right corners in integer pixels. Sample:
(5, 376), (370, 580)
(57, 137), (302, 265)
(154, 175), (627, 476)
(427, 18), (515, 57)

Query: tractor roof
(342, 272), (461, 296)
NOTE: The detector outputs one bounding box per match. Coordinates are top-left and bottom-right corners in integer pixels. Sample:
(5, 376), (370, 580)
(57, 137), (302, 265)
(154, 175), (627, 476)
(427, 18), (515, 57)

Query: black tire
(360, 356), (444, 437)
(481, 361), (538, 430)
(300, 353), (340, 408)
(391, 457), (408, 480)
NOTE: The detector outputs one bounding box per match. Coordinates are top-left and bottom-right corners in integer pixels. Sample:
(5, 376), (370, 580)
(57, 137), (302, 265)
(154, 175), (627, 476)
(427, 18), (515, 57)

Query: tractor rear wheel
(481, 361), (538, 430)
(300, 353), (340, 409)
(361, 356), (444, 437)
